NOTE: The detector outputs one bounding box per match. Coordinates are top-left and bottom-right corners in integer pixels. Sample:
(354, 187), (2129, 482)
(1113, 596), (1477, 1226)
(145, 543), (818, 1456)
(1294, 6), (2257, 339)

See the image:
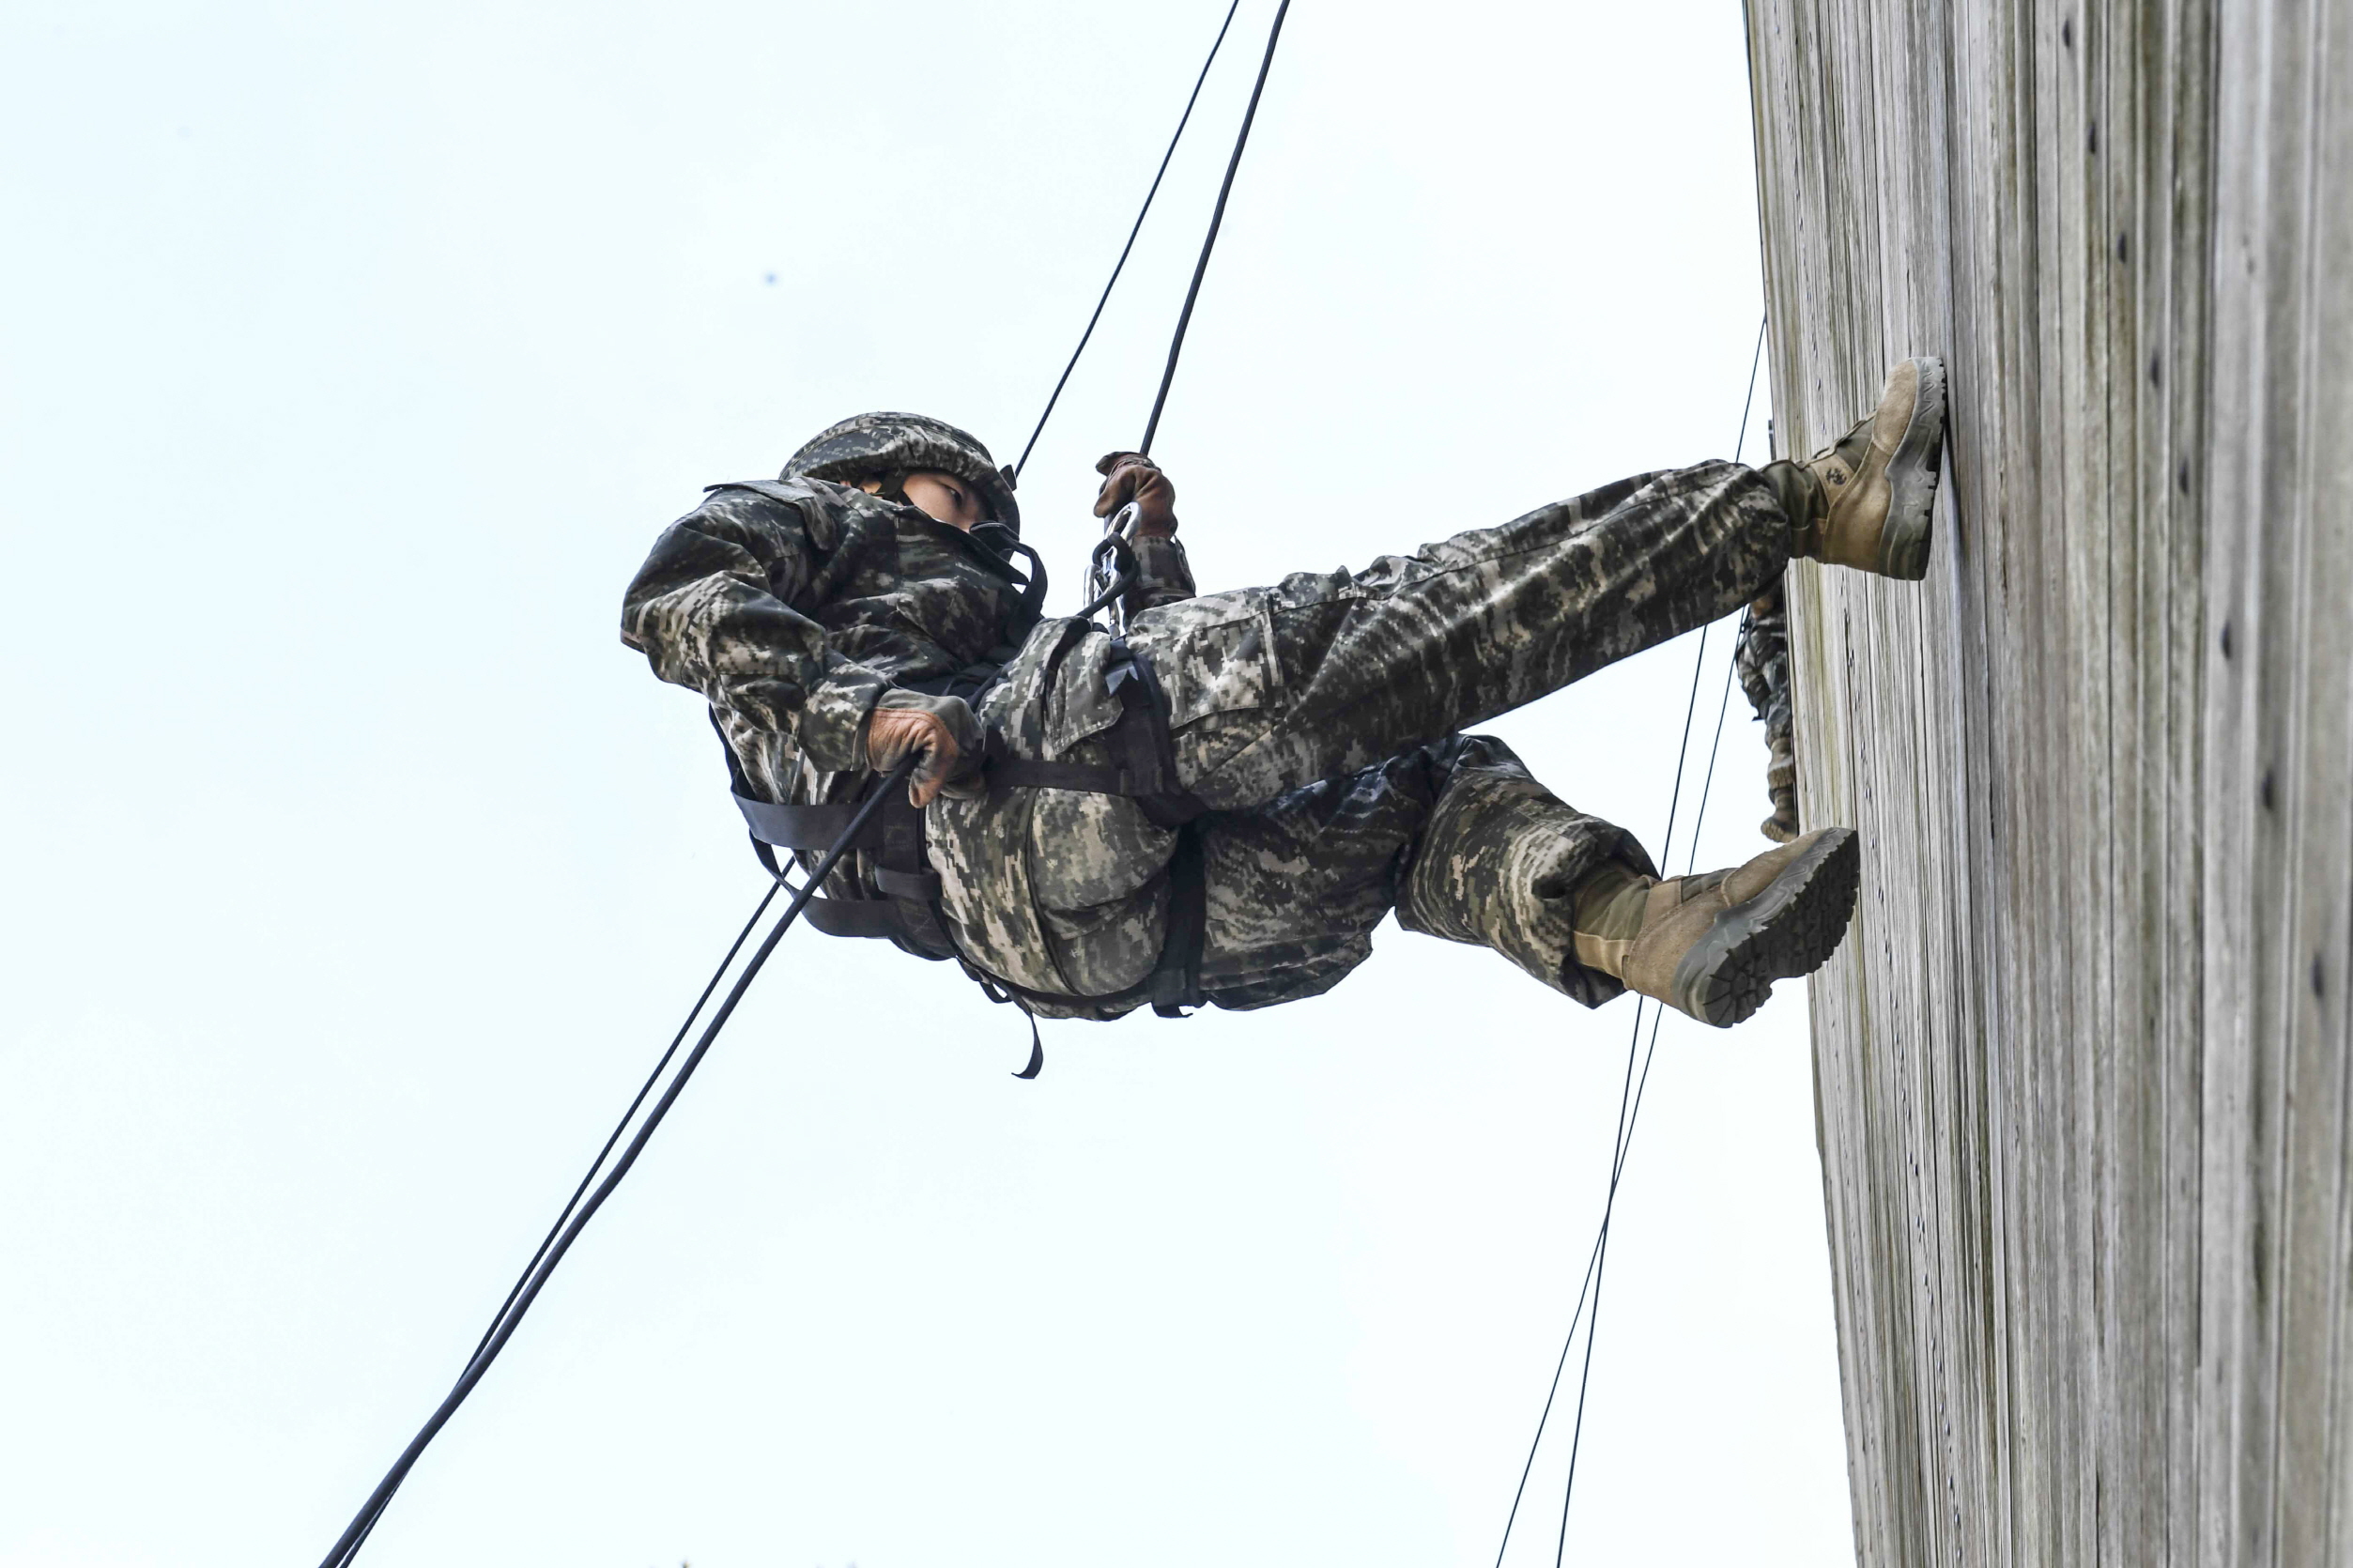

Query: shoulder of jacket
(703, 475), (906, 521)
(703, 476), (820, 508)
(699, 475), (886, 550)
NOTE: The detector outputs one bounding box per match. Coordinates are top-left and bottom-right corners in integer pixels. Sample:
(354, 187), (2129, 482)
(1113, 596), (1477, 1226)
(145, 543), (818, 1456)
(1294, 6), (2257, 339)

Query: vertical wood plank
(1743, 0), (2353, 1560)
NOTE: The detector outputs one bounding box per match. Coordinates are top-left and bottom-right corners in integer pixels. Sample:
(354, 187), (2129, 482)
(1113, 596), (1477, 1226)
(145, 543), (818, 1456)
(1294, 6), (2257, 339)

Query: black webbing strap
(731, 795), (886, 854)
(982, 644), (1205, 828)
(801, 898), (906, 939)
(730, 791), (872, 897)
(712, 713), (816, 888)
(731, 788), (950, 956)
(874, 866), (944, 901)
(970, 523), (1050, 628)
(1145, 822), (1208, 1017)
(876, 794), (955, 957)
(719, 641), (1204, 1001)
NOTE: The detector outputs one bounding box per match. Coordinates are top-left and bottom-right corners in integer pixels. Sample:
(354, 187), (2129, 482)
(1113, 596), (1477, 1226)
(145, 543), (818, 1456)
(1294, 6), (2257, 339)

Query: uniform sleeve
(620, 489), (889, 775)
(1123, 534), (1197, 615)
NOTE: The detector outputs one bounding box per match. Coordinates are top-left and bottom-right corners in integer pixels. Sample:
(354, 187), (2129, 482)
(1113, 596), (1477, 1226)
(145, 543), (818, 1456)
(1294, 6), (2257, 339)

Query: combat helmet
(784, 411), (1021, 531)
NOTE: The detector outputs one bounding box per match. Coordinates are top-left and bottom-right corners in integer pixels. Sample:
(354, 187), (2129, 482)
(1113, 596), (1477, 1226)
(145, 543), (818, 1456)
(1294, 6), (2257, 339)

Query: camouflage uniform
(623, 459), (1793, 1020)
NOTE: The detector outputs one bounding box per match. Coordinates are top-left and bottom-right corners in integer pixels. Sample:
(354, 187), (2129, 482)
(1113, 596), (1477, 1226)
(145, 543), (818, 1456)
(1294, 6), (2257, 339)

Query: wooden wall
(1743, 0), (2353, 1561)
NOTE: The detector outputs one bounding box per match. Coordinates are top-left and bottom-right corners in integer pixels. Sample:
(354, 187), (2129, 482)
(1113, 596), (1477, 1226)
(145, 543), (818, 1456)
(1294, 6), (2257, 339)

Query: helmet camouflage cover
(783, 411), (1021, 531)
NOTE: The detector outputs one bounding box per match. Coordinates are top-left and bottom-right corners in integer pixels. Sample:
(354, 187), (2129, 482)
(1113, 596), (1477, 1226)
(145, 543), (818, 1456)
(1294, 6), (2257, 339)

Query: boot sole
(1875, 356), (1946, 580)
(1668, 827), (1860, 1026)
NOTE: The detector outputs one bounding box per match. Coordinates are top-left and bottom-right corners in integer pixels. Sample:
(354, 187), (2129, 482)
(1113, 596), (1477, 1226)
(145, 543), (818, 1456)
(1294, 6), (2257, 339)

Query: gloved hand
(862, 690), (986, 807)
(1093, 451), (1178, 538)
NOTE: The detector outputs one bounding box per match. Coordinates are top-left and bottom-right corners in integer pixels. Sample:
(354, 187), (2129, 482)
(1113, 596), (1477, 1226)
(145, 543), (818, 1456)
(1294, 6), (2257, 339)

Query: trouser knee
(1395, 736), (1654, 1006)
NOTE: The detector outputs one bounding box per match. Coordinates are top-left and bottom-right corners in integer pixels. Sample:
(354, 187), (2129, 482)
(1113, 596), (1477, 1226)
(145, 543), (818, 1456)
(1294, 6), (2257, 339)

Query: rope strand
(1011, 0), (1244, 481)
(315, 763), (916, 1568)
(1495, 315), (1768, 1565)
(1141, 0), (1292, 454)
(310, 14), (1315, 1554)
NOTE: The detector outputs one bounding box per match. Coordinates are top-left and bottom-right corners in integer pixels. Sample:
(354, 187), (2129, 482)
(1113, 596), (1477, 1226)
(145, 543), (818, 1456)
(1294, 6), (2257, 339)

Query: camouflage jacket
(621, 476), (1195, 899)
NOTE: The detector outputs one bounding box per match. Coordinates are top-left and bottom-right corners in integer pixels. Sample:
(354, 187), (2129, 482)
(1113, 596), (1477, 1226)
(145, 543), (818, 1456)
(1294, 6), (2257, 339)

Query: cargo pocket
(1027, 790), (1176, 997)
(1043, 628), (1128, 759)
(1157, 606), (1279, 726)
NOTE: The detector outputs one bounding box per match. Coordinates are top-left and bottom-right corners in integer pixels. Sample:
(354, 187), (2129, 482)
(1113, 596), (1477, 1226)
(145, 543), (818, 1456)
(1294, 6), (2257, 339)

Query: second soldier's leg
(1128, 460), (1790, 811)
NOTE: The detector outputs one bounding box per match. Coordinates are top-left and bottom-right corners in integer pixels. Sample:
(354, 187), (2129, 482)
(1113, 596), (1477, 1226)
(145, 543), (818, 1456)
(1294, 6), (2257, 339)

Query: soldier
(622, 359), (1945, 1029)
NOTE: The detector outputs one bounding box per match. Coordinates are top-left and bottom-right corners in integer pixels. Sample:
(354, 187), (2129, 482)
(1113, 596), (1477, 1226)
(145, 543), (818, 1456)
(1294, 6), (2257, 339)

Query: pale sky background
(0, 3), (1857, 1565)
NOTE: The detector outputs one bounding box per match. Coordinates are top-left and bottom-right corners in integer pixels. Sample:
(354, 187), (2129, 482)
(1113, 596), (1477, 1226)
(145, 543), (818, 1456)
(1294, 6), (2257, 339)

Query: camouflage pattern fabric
(784, 410), (1022, 531)
(1207, 734), (1656, 1010)
(927, 460), (1792, 1015)
(1128, 461), (1788, 809)
(623, 477), (1038, 786)
(1123, 534), (1195, 618)
(624, 458), (1794, 1019)
(622, 476), (1040, 925)
(1736, 582), (1798, 840)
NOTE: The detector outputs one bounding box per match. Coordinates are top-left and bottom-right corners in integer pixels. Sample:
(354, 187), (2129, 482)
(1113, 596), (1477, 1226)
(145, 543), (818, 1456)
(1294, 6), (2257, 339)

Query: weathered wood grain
(1744, 0), (2353, 1561)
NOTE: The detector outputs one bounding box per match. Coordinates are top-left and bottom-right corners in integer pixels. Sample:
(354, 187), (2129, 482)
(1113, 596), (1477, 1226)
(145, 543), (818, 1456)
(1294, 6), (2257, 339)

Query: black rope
(1494, 315), (1768, 1566)
(1140, 0), (1291, 455)
(463, 879), (783, 1366)
(1548, 594), (1746, 1560)
(312, 880), (799, 1563)
(1733, 314), (1768, 469)
(1488, 1012), (1651, 1567)
(1549, 321), (1770, 1560)
(319, 14), (1305, 1558)
(315, 761), (917, 1568)
(1010, 0), (1244, 482)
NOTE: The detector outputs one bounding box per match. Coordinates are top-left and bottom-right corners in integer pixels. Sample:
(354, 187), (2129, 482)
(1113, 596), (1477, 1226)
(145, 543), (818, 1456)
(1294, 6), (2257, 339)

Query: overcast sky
(1, 3), (1854, 1565)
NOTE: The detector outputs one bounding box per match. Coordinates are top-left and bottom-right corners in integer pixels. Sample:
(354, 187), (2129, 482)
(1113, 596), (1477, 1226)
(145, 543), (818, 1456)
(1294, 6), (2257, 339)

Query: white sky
(0, 3), (1855, 1565)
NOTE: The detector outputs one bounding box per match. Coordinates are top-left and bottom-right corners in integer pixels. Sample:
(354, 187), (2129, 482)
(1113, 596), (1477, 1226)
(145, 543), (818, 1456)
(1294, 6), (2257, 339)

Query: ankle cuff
(1569, 865), (1653, 979)
(1758, 459), (1823, 552)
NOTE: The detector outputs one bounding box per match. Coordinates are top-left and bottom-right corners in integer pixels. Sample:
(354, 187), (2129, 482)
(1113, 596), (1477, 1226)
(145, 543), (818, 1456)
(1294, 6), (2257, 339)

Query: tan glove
(1093, 451), (1178, 539)
(862, 691), (985, 807)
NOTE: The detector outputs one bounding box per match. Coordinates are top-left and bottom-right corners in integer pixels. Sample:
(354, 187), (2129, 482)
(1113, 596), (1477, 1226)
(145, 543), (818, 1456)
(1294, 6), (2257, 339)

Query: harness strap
(802, 898), (908, 939)
(970, 523), (1051, 625)
(718, 640), (1207, 1013)
(877, 794), (957, 957)
(984, 751), (1149, 795)
(984, 647), (1206, 827)
(873, 866), (945, 901)
(1146, 824), (1208, 1016)
(731, 795), (884, 853)
(731, 788), (952, 958)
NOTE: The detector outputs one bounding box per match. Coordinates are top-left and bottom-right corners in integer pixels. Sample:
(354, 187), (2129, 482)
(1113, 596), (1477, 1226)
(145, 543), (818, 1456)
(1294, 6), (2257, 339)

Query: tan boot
(1773, 357), (1946, 581)
(1574, 828), (1860, 1026)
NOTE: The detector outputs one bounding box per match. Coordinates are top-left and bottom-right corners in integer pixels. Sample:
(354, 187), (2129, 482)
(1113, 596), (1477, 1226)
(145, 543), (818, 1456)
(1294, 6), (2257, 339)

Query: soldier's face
(897, 470), (986, 532)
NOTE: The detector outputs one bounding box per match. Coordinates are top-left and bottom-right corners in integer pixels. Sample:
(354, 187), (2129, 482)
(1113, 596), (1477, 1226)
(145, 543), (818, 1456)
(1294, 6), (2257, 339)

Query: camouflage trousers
(928, 460), (1792, 1017)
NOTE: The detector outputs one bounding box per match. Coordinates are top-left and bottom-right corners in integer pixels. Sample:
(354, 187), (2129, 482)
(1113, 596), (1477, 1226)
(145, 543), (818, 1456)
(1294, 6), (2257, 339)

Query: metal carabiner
(1079, 500), (1144, 633)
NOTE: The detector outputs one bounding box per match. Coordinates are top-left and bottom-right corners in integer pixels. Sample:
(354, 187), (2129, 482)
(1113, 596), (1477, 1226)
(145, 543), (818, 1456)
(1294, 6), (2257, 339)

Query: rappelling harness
(703, 484), (1213, 1023)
